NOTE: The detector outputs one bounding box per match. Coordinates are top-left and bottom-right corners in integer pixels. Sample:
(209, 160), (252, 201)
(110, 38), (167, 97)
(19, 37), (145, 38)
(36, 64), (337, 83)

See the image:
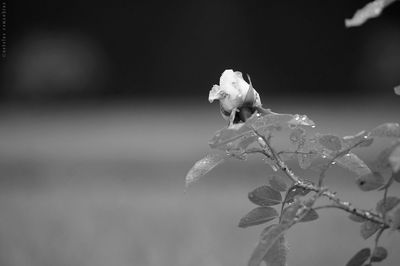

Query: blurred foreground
(0, 99), (399, 266)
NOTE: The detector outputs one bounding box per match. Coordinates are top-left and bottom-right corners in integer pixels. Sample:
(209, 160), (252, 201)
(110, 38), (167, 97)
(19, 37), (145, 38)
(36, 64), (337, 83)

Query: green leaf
(335, 153), (372, 178)
(345, 248), (371, 266)
(248, 186), (282, 207)
(263, 235), (287, 266)
(345, 0), (397, 27)
(356, 172), (384, 191)
(371, 246), (388, 262)
(209, 125), (254, 149)
(239, 207), (279, 228)
(370, 123), (400, 138)
(280, 203), (302, 224)
(394, 171), (400, 183)
(212, 112), (311, 150)
(278, 152), (295, 162)
(360, 221), (380, 239)
(376, 196), (400, 214)
(297, 151), (319, 169)
(318, 134), (342, 151)
(299, 208), (319, 223)
(348, 213), (366, 223)
(342, 130), (374, 149)
(371, 123), (400, 139)
(185, 153), (228, 187)
(237, 135), (259, 150)
(387, 207), (400, 230)
(248, 224), (289, 266)
(285, 186), (311, 204)
(372, 143), (400, 178)
(243, 76), (257, 106)
(287, 114), (315, 128)
(389, 145), (400, 173)
(289, 127), (306, 144)
(246, 113), (293, 132)
(269, 176), (287, 192)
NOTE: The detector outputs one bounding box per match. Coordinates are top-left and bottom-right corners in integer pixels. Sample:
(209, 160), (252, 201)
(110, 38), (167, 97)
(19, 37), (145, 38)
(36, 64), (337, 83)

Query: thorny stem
(277, 150), (318, 156)
(364, 175), (395, 265)
(252, 128), (299, 184)
(313, 205), (385, 226)
(252, 128), (388, 227)
(381, 176), (394, 222)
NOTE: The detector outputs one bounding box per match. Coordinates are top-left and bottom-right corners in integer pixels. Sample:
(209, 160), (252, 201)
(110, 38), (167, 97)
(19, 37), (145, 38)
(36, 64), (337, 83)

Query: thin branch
(314, 204), (384, 226)
(366, 227), (387, 265)
(251, 127), (388, 227)
(314, 205), (343, 212)
(306, 185), (385, 225)
(252, 127), (299, 184)
(381, 176), (394, 222)
(277, 150), (318, 156)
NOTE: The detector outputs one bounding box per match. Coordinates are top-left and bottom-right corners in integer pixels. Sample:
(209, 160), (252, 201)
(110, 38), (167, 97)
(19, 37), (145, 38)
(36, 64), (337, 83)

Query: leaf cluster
(186, 107), (400, 266)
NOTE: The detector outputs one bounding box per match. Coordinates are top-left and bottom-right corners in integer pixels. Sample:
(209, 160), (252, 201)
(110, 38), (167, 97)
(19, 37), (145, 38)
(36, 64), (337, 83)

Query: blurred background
(0, 0), (400, 265)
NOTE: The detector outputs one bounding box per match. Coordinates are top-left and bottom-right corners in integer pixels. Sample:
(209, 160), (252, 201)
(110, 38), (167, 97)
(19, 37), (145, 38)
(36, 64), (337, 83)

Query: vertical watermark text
(1, 1), (6, 59)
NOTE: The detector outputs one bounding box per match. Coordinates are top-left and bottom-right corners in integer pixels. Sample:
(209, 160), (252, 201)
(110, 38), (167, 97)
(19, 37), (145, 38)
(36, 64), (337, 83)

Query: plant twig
(366, 227), (387, 265)
(252, 127), (388, 227)
(381, 176), (394, 222)
(252, 128), (299, 184)
(277, 150), (318, 156)
(314, 204), (385, 226)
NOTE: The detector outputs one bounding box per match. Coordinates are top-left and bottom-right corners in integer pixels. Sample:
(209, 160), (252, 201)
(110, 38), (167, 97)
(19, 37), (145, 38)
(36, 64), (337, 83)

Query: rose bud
(209, 69), (262, 124)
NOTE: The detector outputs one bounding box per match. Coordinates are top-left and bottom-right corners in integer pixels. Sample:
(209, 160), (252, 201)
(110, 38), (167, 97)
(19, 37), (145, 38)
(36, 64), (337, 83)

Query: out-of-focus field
(0, 98), (399, 266)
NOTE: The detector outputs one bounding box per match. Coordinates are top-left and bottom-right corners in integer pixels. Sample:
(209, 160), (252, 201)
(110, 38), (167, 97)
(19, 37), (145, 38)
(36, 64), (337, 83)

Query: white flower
(209, 69), (261, 116)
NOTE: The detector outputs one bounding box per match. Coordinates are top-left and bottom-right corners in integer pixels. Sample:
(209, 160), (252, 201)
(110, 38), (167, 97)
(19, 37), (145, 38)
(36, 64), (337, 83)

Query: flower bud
(209, 69), (261, 120)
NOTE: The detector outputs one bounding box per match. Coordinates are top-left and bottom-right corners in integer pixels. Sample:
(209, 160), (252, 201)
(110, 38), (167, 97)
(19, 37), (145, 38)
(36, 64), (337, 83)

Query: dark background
(2, 0), (400, 102)
(0, 1), (400, 266)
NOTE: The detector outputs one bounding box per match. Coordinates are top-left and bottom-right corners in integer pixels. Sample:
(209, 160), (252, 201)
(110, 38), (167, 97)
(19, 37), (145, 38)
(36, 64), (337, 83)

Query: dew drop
(322, 155), (327, 159)
(331, 161), (336, 165)
(271, 165), (278, 172)
(311, 125), (316, 128)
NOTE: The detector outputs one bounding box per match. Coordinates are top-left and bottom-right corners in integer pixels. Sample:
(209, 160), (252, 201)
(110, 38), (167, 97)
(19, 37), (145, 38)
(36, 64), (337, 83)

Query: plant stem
(314, 205), (386, 226)
(253, 128), (299, 184)
(366, 227), (387, 265)
(381, 176), (394, 222)
(252, 128), (387, 227)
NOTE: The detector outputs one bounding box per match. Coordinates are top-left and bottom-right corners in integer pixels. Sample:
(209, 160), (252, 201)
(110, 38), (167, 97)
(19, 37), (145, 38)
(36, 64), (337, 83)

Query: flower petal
(209, 85), (224, 103)
(209, 69), (263, 120)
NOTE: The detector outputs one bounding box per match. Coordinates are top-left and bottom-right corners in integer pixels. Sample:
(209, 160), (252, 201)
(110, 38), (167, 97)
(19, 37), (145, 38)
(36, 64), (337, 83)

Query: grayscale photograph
(1, 1), (400, 266)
